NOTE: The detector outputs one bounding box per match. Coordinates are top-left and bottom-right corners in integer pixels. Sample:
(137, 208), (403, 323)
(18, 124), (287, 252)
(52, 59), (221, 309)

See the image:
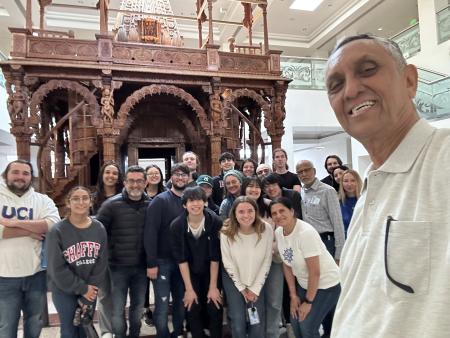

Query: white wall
(0, 82), (10, 132)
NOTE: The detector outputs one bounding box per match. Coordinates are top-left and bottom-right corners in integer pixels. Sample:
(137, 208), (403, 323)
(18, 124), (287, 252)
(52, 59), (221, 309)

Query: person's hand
(83, 285), (98, 302)
(183, 289), (198, 311)
(290, 294), (301, 320)
(147, 267), (158, 280)
(299, 302), (312, 321)
(207, 287), (222, 309)
(245, 289), (258, 303)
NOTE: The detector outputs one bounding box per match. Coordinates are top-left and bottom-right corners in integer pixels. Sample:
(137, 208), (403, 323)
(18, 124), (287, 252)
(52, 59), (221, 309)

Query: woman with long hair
(338, 169), (362, 237)
(92, 161), (123, 214)
(270, 197), (340, 338)
(220, 196), (273, 338)
(241, 158), (257, 178)
(241, 177), (284, 338)
(143, 164), (166, 325)
(47, 186), (108, 338)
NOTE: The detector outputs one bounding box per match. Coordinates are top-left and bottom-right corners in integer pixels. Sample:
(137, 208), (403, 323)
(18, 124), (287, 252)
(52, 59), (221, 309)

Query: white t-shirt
(220, 222), (273, 295)
(275, 219), (339, 289)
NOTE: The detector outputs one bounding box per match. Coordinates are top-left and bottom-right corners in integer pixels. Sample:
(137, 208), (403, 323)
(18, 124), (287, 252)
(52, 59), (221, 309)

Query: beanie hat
(223, 169), (243, 184)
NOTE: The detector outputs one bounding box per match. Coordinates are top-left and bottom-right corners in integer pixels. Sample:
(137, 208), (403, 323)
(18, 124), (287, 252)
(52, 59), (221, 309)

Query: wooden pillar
(54, 129), (66, 178)
(102, 136), (117, 162)
(99, 0), (108, 35)
(259, 4), (269, 54)
(207, 0), (214, 44)
(197, 0), (203, 48)
(39, 1), (44, 32)
(26, 0), (32, 30)
(210, 136), (222, 176)
(128, 143), (138, 166)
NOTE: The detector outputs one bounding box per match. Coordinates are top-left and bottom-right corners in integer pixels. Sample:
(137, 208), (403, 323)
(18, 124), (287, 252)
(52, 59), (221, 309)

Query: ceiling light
(377, 27), (383, 31)
(290, 0), (324, 11)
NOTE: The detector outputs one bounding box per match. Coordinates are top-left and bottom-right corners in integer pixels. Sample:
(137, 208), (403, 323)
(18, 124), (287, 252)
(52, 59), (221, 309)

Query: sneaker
(286, 323), (295, 338)
(143, 308), (154, 326)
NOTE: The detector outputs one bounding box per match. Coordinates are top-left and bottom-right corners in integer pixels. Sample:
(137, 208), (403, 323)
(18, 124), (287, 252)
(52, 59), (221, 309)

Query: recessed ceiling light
(377, 27), (383, 31)
(290, 0), (324, 11)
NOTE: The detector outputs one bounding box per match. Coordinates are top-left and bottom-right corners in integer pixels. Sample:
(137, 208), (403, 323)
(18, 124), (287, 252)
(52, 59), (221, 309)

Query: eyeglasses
(384, 216), (415, 294)
(70, 196), (91, 203)
(173, 172), (189, 178)
(147, 173), (160, 177)
(296, 167), (313, 175)
(126, 179), (146, 185)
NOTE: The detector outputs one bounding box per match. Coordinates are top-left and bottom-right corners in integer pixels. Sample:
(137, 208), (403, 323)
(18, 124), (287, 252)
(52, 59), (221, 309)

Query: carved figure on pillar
(101, 86), (115, 124)
(266, 82), (287, 149)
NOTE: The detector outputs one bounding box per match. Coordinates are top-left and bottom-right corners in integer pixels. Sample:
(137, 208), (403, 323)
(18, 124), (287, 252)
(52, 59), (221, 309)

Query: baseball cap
(196, 175), (213, 187)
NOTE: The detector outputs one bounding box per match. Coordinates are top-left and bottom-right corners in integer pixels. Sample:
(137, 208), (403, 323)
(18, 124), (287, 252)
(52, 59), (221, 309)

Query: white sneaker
(286, 323), (295, 338)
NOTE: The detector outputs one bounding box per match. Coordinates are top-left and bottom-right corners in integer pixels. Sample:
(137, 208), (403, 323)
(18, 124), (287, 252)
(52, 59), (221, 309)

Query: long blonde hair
(338, 169), (363, 203)
(221, 196), (266, 242)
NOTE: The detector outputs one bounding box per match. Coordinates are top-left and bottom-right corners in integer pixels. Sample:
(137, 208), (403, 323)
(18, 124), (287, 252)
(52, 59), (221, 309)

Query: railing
(391, 23), (421, 58)
(437, 5), (450, 44)
(0, 70), (5, 89)
(416, 67), (450, 119)
(280, 57), (327, 90)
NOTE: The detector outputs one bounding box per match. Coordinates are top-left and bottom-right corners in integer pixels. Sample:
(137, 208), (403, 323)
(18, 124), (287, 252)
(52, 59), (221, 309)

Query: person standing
(272, 148), (301, 192)
(170, 187), (223, 338)
(0, 159), (60, 338)
(145, 163), (190, 338)
(325, 34), (450, 338)
(220, 196), (273, 338)
(96, 166), (150, 338)
(320, 156), (342, 192)
(271, 197), (340, 338)
(337, 170), (362, 237)
(219, 170), (243, 220)
(212, 152), (236, 206)
(47, 186), (108, 338)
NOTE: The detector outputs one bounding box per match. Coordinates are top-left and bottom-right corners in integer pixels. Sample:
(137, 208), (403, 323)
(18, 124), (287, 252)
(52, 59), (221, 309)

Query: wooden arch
(29, 80), (100, 132)
(117, 84), (211, 135)
(222, 88), (271, 121)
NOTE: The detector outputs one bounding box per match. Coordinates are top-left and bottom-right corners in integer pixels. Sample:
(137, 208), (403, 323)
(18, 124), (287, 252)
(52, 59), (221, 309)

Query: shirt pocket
(383, 220), (431, 300)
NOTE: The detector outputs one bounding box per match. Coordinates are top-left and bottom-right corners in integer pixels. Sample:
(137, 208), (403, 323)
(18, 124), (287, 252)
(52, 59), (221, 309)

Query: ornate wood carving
(30, 80), (101, 134)
(28, 37), (98, 60)
(267, 81), (288, 149)
(219, 52), (269, 73)
(117, 84), (211, 135)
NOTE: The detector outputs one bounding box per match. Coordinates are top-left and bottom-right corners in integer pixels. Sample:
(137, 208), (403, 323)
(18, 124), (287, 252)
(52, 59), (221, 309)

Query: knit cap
(223, 169), (244, 184)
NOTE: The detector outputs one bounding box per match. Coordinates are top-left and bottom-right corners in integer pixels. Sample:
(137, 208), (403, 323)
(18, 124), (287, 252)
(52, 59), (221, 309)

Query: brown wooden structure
(0, 0), (289, 205)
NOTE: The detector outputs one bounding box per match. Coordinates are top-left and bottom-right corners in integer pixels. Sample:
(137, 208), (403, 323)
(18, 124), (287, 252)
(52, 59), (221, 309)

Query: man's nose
(344, 75), (364, 99)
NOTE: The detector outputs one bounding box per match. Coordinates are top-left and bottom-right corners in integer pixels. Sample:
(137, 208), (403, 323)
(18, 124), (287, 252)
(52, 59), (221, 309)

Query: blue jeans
(222, 270), (266, 338)
(51, 288), (87, 338)
(153, 258), (185, 338)
(264, 261), (284, 338)
(291, 284), (341, 338)
(0, 270), (46, 338)
(110, 265), (147, 338)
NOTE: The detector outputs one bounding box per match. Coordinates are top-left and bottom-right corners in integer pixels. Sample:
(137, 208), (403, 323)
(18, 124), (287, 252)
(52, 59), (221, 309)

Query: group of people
(1, 34), (449, 338)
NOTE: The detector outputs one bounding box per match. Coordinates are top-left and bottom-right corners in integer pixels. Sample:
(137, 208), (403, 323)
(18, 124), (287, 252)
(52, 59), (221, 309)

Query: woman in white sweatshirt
(220, 196), (273, 338)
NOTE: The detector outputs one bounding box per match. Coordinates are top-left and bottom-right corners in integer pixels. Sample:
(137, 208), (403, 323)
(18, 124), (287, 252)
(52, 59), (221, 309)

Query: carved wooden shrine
(0, 0), (289, 205)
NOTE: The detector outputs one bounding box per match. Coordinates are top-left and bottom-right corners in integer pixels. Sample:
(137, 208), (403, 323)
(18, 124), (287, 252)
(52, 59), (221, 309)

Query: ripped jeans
(153, 258), (185, 338)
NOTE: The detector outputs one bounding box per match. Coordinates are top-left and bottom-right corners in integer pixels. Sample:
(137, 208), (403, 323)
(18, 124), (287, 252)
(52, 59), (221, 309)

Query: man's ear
(404, 64), (418, 99)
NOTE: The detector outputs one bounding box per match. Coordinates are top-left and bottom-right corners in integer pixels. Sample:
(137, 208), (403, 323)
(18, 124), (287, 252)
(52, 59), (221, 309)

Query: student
(170, 187), (223, 338)
(270, 197), (340, 338)
(337, 169), (362, 237)
(220, 196), (273, 338)
(219, 170), (243, 220)
(241, 158), (258, 177)
(47, 186), (108, 338)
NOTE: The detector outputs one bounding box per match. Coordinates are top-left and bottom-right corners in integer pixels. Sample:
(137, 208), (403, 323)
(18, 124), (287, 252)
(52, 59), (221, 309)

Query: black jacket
(282, 188), (303, 220)
(170, 209), (222, 275)
(96, 189), (150, 267)
(212, 172), (225, 206)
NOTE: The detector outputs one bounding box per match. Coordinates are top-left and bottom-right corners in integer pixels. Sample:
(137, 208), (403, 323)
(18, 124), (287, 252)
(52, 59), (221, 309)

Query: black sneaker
(143, 308), (154, 326)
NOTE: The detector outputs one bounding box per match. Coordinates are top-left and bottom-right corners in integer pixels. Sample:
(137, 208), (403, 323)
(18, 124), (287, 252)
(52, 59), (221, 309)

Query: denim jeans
(51, 288), (87, 338)
(264, 261), (284, 338)
(222, 270), (266, 338)
(290, 284), (341, 338)
(0, 270), (46, 338)
(110, 265), (147, 338)
(153, 258), (185, 338)
(321, 237), (336, 336)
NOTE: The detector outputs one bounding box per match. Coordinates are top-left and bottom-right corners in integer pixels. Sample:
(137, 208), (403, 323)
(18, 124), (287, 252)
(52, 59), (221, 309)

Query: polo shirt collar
(304, 178), (320, 191)
(368, 118), (435, 174)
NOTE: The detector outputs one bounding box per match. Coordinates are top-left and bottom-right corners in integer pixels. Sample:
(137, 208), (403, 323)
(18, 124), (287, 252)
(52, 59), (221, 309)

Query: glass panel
(416, 76), (450, 120)
(0, 70), (5, 89)
(392, 24), (421, 59)
(437, 6), (450, 44)
(281, 57), (327, 90)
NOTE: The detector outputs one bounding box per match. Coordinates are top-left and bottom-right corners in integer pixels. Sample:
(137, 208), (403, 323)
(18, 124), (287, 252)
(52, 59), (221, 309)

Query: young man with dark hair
(0, 160), (60, 338)
(272, 148), (301, 192)
(145, 163), (190, 338)
(211, 152), (235, 206)
(170, 186), (223, 338)
(321, 155), (343, 191)
(96, 165), (150, 338)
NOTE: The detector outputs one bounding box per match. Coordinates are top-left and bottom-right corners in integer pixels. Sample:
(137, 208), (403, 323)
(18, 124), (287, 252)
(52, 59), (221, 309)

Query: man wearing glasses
(97, 165), (150, 338)
(145, 163), (190, 338)
(326, 34), (450, 338)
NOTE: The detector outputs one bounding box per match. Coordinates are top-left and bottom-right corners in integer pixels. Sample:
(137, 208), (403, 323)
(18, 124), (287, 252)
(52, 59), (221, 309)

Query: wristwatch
(304, 297), (314, 304)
